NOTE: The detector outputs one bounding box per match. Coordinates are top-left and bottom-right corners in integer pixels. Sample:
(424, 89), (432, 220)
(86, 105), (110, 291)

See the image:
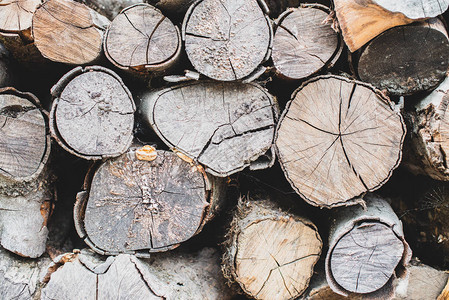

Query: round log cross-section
(182, 0), (272, 81)
(104, 4), (181, 73)
(74, 147), (225, 256)
(0, 0), (41, 33)
(275, 75), (405, 208)
(50, 66), (135, 160)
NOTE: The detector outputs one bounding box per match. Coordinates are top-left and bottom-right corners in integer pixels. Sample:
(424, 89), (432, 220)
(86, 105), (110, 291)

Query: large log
(275, 75), (405, 208)
(41, 248), (233, 299)
(75, 146), (226, 256)
(182, 0), (272, 81)
(272, 4), (342, 80)
(0, 87), (52, 258)
(104, 4), (181, 74)
(222, 195), (322, 300)
(50, 66), (135, 160)
(334, 0), (449, 52)
(140, 81), (278, 177)
(325, 194), (412, 298)
(32, 0), (110, 65)
(355, 18), (449, 96)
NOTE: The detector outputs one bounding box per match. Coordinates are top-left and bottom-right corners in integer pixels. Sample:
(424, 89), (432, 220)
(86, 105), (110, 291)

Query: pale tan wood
(0, 0), (41, 33)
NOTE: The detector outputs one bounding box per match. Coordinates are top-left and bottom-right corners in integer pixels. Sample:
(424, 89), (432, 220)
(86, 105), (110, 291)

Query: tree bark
(222, 195), (322, 300)
(355, 18), (449, 96)
(140, 81), (278, 177)
(275, 75), (405, 208)
(74, 146), (226, 256)
(50, 66), (135, 160)
(325, 194), (412, 298)
(334, 0), (449, 52)
(272, 4), (342, 80)
(104, 3), (181, 74)
(182, 0), (273, 81)
(32, 0), (110, 65)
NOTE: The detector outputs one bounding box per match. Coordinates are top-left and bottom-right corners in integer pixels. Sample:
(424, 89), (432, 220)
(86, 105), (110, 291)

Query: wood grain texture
(373, 0), (449, 19)
(182, 0), (272, 81)
(0, 0), (41, 33)
(326, 194), (412, 298)
(50, 66), (135, 160)
(104, 4), (181, 73)
(275, 75), (405, 208)
(141, 81), (278, 177)
(272, 4), (342, 80)
(223, 196), (322, 300)
(75, 147), (225, 256)
(32, 0), (110, 64)
(82, 0), (145, 19)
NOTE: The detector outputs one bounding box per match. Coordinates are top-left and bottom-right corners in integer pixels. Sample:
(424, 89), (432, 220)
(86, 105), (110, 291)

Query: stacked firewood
(1, 0), (449, 299)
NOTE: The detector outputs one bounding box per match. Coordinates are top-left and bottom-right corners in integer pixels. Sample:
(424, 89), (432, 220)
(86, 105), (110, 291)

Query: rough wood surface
(141, 81), (278, 177)
(81, 0), (145, 19)
(50, 66), (135, 160)
(272, 4), (342, 80)
(357, 18), (449, 96)
(223, 196), (322, 300)
(334, 0), (449, 52)
(275, 75), (405, 208)
(182, 0), (272, 81)
(104, 3), (181, 73)
(148, 0), (196, 21)
(0, 0), (41, 33)
(32, 0), (110, 65)
(326, 194), (412, 298)
(75, 147), (225, 256)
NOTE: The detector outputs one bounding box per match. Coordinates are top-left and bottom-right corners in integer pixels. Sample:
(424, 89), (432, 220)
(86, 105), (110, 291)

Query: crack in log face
(104, 4), (180, 71)
(0, 0), (40, 32)
(183, 0), (271, 81)
(275, 76), (405, 208)
(83, 149), (209, 254)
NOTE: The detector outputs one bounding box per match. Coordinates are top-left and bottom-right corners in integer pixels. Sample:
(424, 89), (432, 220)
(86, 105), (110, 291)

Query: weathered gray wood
(272, 4), (342, 80)
(42, 248), (234, 299)
(357, 18), (449, 96)
(75, 147), (225, 256)
(81, 0), (145, 19)
(50, 66), (135, 160)
(373, 0), (449, 19)
(182, 0), (272, 81)
(275, 75), (405, 208)
(222, 195), (322, 300)
(104, 3), (181, 73)
(326, 194), (412, 297)
(141, 81), (278, 177)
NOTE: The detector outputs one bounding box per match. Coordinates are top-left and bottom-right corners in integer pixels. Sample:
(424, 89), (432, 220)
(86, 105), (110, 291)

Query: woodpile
(3, 0), (449, 299)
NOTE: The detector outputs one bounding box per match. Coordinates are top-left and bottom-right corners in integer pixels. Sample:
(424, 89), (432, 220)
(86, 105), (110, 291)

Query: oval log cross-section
(104, 4), (181, 73)
(75, 148), (223, 256)
(275, 75), (405, 208)
(182, 0), (272, 81)
(50, 66), (135, 160)
(140, 81), (278, 177)
(0, 0), (41, 33)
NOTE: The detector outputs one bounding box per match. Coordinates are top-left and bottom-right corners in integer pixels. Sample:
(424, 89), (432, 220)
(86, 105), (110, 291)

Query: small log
(334, 0), (449, 52)
(104, 4), (181, 74)
(272, 4), (342, 80)
(222, 195), (322, 300)
(50, 66), (135, 160)
(74, 146), (226, 256)
(326, 194), (412, 298)
(275, 75), (405, 208)
(356, 18), (449, 96)
(32, 0), (110, 65)
(140, 81), (278, 177)
(182, 0), (273, 81)
(41, 248), (233, 299)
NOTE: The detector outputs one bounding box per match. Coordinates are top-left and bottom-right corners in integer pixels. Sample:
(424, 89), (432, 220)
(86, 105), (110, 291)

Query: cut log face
(104, 4), (181, 73)
(357, 19), (449, 96)
(32, 0), (110, 65)
(0, 0), (41, 33)
(373, 0), (449, 19)
(75, 147), (224, 255)
(140, 81), (278, 177)
(182, 0), (272, 81)
(50, 66), (135, 160)
(272, 5), (342, 80)
(223, 197), (322, 300)
(275, 75), (405, 208)
(326, 195), (412, 298)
